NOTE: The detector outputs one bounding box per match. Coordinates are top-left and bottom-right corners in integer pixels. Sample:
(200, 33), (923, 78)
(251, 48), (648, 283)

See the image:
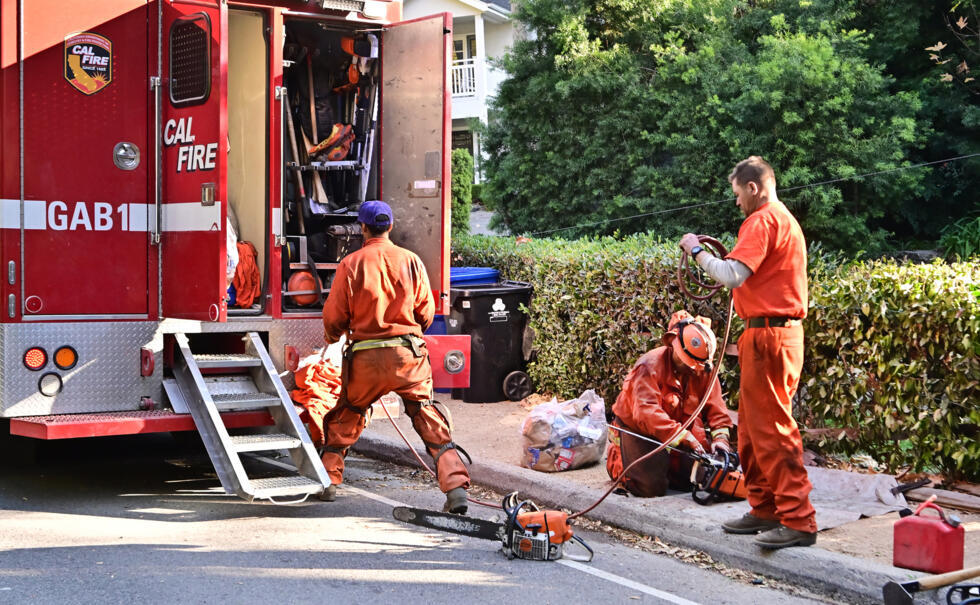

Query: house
(403, 0), (515, 181)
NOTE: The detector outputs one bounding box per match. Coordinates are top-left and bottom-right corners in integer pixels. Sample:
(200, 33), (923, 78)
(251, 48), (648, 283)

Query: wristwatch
(690, 245), (703, 258)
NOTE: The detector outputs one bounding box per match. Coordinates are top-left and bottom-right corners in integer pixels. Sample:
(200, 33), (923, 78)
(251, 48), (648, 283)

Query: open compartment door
(160, 1), (228, 321)
(382, 14), (452, 315)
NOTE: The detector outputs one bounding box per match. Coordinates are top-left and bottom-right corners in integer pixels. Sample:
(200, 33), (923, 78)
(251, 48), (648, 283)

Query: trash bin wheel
(503, 370), (532, 402)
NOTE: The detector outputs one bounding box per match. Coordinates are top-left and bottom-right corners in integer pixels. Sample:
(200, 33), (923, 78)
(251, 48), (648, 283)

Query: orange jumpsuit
(321, 237), (470, 493)
(726, 200), (816, 533)
(606, 347), (732, 497)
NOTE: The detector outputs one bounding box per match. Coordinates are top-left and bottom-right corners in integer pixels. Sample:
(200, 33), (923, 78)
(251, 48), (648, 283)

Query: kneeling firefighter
(606, 311), (734, 497)
(319, 200), (471, 512)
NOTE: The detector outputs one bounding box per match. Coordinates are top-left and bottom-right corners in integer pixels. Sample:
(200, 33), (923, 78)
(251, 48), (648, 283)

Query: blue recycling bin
(450, 267), (500, 287)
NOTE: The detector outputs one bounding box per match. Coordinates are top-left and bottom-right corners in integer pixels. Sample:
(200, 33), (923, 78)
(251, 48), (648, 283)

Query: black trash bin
(447, 281), (533, 403)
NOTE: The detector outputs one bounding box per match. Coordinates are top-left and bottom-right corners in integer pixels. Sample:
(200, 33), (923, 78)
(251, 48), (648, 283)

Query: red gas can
(893, 499), (965, 573)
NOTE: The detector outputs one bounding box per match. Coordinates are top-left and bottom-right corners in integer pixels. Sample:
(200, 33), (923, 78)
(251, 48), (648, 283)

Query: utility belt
(347, 334), (426, 358)
(745, 316), (802, 329)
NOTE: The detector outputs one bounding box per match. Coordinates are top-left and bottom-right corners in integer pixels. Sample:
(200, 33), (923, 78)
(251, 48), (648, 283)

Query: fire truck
(0, 0), (469, 501)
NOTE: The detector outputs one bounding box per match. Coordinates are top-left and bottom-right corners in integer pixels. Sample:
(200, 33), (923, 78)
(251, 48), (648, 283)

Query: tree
(483, 0), (932, 253)
(451, 148), (474, 237)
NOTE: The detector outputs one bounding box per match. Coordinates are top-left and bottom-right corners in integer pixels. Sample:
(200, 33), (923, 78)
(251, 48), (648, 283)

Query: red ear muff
(677, 322), (709, 363)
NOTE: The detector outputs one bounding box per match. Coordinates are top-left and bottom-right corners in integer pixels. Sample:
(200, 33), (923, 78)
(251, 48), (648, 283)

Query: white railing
(451, 58), (477, 97)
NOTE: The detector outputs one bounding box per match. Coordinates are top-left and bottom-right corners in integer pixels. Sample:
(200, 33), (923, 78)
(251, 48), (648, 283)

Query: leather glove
(711, 437), (732, 454)
(680, 431), (705, 455)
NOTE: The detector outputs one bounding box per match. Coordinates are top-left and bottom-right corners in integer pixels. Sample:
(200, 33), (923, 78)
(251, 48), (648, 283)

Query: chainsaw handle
(564, 534), (594, 563)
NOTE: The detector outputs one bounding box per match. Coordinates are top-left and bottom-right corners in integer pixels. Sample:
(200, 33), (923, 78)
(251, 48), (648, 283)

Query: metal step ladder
(170, 332), (330, 502)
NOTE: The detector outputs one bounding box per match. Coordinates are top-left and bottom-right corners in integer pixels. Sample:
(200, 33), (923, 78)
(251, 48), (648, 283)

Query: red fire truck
(0, 0), (469, 501)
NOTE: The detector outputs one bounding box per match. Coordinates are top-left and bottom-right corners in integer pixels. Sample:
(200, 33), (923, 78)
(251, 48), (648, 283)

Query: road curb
(353, 430), (935, 604)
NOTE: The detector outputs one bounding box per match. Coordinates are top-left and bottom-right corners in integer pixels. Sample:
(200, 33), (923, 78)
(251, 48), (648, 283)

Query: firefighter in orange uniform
(679, 156), (817, 549)
(320, 200), (471, 513)
(606, 311), (733, 497)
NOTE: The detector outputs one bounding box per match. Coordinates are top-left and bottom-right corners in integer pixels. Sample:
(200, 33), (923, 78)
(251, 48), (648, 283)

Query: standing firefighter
(320, 201), (471, 512)
(679, 156), (817, 549)
(606, 311), (733, 497)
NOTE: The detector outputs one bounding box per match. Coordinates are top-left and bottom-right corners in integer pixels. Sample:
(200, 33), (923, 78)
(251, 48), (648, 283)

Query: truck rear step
(8, 409), (274, 440)
(172, 332), (330, 502)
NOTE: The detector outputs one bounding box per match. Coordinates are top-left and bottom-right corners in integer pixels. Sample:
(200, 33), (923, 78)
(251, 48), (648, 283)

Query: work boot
(444, 487), (468, 515)
(317, 484), (337, 502)
(721, 513), (781, 535)
(754, 525), (817, 549)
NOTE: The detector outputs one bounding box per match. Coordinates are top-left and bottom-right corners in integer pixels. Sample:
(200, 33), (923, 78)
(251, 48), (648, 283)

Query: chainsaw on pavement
(393, 492), (594, 562)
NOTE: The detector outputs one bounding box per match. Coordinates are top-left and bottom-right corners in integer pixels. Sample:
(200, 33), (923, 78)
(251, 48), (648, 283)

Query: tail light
(54, 346), (78, 370)
(23, 347), (47, 370)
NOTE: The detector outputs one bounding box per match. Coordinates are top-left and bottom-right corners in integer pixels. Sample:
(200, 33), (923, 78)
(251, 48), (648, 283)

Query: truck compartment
(226, 9), (270, 315)
(280, 18), (381, 313)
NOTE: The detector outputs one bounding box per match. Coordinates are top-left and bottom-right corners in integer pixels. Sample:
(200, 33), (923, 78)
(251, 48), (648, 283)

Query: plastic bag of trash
(520, 389), (607, 472)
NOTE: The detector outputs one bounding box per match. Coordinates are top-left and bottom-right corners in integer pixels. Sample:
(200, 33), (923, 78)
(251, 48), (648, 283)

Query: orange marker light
(24, 347), (47, 371)
(54, 346), (78, 370)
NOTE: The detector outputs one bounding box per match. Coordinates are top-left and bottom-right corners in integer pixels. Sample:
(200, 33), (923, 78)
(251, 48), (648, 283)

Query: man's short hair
(728, 156), (775, 187)
(365, 222), (392, 237)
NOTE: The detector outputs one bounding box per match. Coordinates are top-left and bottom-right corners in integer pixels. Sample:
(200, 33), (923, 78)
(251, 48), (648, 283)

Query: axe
(305, 52), (331, 210)
(883, 565), (980, 605)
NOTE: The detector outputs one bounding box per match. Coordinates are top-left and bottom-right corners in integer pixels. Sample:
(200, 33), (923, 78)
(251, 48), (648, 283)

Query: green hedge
(453, 234), (980, 480)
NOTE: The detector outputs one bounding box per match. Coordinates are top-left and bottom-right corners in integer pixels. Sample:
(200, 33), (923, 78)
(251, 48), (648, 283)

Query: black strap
(344, 400), (370, 416)
(428, 441), (473, 466)
(306, 258), (326, 306)
(746, 317), (801, 328)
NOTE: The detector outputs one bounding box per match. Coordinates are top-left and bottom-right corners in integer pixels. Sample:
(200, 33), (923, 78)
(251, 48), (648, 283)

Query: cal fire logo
(64, 33), (111, 95)
(163, 117), (218, 172)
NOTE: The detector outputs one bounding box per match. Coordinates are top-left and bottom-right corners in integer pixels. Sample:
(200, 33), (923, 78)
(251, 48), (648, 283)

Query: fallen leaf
(956, 16), (968, 29)
(925, 41), (947, 51)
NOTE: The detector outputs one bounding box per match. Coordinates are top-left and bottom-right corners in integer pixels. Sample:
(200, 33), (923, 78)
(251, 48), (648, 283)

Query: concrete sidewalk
(348, 397), (980, 604)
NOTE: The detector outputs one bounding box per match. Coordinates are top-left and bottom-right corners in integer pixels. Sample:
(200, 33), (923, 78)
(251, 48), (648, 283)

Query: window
(454, 35), (478, 61)
(169, 13), (211, 105)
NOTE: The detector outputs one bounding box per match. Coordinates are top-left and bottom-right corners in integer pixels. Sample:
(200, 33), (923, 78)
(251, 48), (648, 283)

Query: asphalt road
(0, 433), (829, 604)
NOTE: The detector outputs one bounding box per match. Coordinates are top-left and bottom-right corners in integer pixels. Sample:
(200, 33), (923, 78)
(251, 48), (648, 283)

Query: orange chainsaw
(608, 424), (747, 504)
(393, 492), (594, 562)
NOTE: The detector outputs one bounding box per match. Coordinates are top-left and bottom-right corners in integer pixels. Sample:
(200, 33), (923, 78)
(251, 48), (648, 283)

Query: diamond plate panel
(0, 318), (325, 417)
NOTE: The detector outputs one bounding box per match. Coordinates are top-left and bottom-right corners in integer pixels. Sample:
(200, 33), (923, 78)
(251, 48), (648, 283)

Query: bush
(940, 215), (980, 259)
(451, 149), (473, 237)
(471, 183), (484, 207)
(453, 234), (980, 480)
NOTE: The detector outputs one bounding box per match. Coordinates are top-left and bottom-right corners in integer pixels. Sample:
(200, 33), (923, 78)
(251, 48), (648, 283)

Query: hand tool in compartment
(305, 52), (333, 211)
(357, 64), (379, 205)
(283, 95), (306, 234)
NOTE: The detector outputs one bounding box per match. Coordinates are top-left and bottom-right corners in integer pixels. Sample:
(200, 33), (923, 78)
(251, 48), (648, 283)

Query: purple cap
(357, 200), (393, 229)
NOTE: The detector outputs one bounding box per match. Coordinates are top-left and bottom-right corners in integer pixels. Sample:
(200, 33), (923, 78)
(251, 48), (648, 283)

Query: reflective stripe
(161, 201), (221, 232)
(350, 334), (423, 353)
(0, 199), (217, 232)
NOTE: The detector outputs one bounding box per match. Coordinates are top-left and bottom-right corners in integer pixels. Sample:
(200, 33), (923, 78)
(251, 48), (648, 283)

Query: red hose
(384, 236), (734, 518)
(677, 236), (728, 301)
(568, 295), (734, 520)
(379, 399), (502, 510)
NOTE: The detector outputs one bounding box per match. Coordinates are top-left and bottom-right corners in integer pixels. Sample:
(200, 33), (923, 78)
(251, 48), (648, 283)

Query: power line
(511, 152), (980, 238)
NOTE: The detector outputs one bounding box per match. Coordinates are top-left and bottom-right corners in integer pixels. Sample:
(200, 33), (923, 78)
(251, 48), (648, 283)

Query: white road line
(343, 484), (409, 509)
(559, 560), (702, 605)
(248, 454), (700, 604)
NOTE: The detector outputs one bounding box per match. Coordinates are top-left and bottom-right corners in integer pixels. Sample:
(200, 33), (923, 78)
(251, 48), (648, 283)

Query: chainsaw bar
(392, 506), (505, 542)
